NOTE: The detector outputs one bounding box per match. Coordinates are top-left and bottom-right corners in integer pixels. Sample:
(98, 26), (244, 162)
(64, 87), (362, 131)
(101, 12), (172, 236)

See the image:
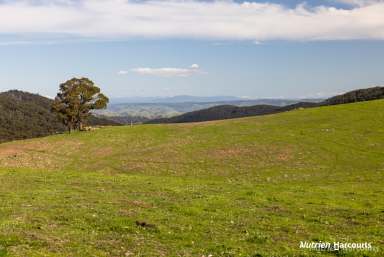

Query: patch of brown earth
(0, 139), (83, 169)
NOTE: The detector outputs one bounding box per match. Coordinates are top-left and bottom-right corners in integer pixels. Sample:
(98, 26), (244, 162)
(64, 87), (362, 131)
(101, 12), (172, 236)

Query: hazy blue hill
(109, 95), (247, 104)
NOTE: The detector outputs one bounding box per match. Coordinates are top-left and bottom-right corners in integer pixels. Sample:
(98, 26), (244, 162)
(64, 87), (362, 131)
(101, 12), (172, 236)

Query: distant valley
(96, 97), (323, 122)
(148, 86), (384, 123)
(96, 86), (384, 124)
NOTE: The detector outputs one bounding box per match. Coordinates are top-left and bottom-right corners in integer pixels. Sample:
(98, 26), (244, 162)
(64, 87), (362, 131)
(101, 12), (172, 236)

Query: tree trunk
(68, 122), (73, 134)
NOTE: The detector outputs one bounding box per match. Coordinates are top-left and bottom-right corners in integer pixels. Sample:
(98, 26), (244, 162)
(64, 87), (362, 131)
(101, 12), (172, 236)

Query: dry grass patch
(207, 144), (295, 165)
(0, 139), (83, 170)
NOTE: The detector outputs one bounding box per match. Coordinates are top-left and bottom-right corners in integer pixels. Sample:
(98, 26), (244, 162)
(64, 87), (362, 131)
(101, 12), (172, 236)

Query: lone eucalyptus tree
(52, 77), (109, 132)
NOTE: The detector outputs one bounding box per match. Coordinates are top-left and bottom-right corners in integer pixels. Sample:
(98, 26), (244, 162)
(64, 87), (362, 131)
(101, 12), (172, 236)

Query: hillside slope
(0, 90), (119, 143)
(148, 102), (319, 123)
(325, 86), (384, 105)
(148, 86), (384, 123)
(0, 100), (383, 256)
(0, 90), (66, 142)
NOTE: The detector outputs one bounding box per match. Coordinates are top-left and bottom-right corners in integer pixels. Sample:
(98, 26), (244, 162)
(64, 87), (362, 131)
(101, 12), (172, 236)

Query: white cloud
(190, 64), (199, 69)
(0, 0), (383, 41)
(0, 40), (56, 46)
(117, 70), (129, 75)
(335, 0), (384, 7)
(131, 64), (202, 77)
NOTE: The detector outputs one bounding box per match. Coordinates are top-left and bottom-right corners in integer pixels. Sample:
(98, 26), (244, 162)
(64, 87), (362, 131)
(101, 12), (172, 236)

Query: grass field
(0, 100), (383, 256)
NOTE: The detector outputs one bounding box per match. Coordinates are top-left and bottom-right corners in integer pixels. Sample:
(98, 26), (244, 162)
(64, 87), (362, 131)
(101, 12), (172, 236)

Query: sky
(0, 0), (383, 99)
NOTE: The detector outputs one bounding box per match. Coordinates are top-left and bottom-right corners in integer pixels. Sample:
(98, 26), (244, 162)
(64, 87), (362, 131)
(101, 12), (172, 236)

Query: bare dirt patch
(0, 139), (83, 169)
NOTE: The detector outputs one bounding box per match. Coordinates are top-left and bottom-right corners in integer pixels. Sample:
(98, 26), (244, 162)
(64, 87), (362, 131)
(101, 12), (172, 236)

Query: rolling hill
(0, 90), (65, 142)
(98, 98), (321, 120)
(0, 90), (119, 143)
(148, 86), (384, 123)
(148, 102), (319, 123)
(325, 86), (384, 105)
(0, 100), (382, 256)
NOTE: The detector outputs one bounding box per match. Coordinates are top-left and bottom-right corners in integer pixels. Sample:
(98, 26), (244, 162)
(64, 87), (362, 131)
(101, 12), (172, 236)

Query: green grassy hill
(0, 100), (383, 256)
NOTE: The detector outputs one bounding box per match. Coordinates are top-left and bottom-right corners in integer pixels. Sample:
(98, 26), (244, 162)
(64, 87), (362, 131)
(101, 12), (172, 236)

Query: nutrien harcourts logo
(300, 241), (374, 252)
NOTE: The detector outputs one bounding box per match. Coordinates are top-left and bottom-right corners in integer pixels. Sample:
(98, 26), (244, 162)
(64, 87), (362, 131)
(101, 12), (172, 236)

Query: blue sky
(0, 0), (383, 98)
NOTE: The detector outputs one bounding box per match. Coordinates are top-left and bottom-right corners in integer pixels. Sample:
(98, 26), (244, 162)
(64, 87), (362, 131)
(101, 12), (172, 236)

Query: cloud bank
(336, 0), (384, 7)
(129, 64), (201, 77)
(0, 0), (383, 41)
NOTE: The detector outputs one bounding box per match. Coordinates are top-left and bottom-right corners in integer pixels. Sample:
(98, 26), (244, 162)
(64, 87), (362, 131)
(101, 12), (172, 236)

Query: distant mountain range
(147, 86), (384, 124)
(98, 98), (322, 120)
(110, 95), (249, 104)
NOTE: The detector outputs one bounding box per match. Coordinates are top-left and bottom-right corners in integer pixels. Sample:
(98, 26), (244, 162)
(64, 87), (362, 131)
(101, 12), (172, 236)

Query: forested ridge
(0, 90), (118, 143)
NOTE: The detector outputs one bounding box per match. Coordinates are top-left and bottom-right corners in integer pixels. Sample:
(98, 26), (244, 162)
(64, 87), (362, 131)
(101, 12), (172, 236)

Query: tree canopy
(52, 78), (109, 132)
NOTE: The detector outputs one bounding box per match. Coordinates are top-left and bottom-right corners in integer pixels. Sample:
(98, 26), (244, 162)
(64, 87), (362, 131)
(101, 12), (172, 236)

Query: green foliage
(52, 77), (109, 132)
